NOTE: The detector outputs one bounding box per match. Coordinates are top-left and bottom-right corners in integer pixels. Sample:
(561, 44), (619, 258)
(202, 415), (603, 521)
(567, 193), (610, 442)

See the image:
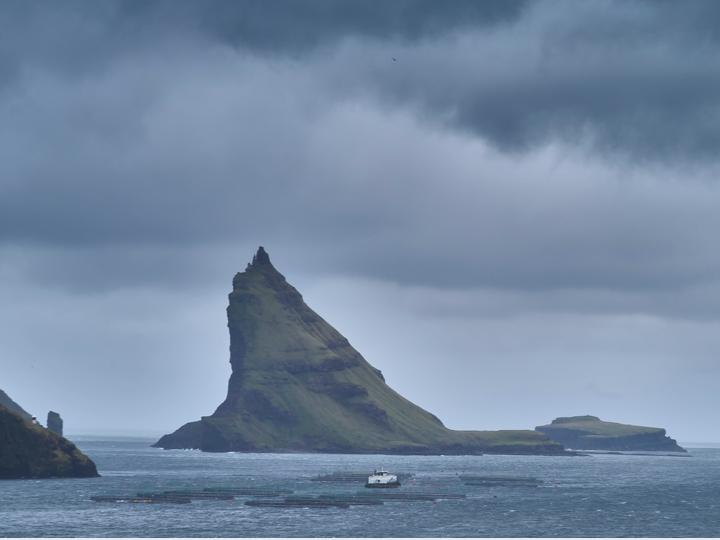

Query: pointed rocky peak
(245, 246), (278, 272)
(236, 246), (288, 291)
(251, 246), (271, 266)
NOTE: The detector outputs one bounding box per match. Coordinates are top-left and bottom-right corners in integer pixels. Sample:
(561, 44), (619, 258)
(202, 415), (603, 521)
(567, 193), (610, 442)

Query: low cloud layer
(1, 1), (720, 441)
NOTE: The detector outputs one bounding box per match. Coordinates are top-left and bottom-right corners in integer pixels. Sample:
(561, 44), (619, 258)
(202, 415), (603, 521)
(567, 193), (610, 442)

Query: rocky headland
(155, 247), (566, 456)
(535, 415), (686, 452)
(0, 391), (98, 479)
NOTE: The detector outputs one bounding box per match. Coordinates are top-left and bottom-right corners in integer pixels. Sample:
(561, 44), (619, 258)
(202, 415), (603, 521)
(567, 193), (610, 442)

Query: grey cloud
(1, 0), (720, 444)
(181, 0), (528, 52)
(309, 0), (720, 163)
(3, 44), (720, 303)
(4, 1), (720, 163)
(0, 0), (526, 84)
(133, 0), (720, 162)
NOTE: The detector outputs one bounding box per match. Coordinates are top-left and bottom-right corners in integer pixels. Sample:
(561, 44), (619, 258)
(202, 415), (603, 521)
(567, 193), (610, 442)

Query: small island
(535, 415), (686, 452)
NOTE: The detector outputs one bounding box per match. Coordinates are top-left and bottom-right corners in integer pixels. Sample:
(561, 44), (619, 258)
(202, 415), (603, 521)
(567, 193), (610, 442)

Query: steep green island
(536, 416), (686, 452)
(155, 247), (565, 455)
(0, 393), (98, 479)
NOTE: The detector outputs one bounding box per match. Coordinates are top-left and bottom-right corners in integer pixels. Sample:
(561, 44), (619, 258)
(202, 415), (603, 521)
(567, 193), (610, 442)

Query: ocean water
(1, 438), (719, 537)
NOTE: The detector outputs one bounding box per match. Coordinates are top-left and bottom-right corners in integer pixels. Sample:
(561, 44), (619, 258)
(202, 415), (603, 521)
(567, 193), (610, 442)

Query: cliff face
(0, 405), (99, 479)
(155, 247), (565, 455)
(535, 415), (686, 452)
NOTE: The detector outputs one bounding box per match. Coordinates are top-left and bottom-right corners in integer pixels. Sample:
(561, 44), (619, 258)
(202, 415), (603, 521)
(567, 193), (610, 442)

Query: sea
(1, 438), (719, 537)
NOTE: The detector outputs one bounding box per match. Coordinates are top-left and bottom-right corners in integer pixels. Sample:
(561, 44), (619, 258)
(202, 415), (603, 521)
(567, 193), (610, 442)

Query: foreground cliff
(155, 247), (564, 455)
(536, 416), (686, 452)
(0, 405), (99, 479)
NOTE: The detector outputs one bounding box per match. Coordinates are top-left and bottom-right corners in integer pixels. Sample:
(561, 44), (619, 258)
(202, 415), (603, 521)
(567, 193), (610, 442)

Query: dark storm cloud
(3, 0), (720, 161)
(170, 0), (528, 52)
(313, 0), (720, 163)
(0, 0), (526, 81)
(2, 0), (720, 299)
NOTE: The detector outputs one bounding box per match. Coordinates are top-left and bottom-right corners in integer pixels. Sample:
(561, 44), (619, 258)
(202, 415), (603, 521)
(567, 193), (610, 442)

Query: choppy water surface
(1, 438), (719, 537)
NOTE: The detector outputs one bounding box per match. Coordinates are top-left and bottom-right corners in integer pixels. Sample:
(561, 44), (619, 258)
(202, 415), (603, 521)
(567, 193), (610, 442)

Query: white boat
(365, 468), (400, 488)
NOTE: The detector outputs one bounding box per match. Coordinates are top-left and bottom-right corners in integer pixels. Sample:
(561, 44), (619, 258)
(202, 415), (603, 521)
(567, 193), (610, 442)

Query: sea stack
(47, 411), (63, 437)
(536, 415), (686, 452)
(155, 247), (565, 455)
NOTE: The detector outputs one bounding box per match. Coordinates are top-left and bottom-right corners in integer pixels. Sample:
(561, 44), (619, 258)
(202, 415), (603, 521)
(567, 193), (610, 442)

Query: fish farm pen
(89, 472), (542, 508)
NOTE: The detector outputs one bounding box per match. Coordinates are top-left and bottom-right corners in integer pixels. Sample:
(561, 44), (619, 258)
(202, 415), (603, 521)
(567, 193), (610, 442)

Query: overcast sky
(2, 0), (720, 443)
